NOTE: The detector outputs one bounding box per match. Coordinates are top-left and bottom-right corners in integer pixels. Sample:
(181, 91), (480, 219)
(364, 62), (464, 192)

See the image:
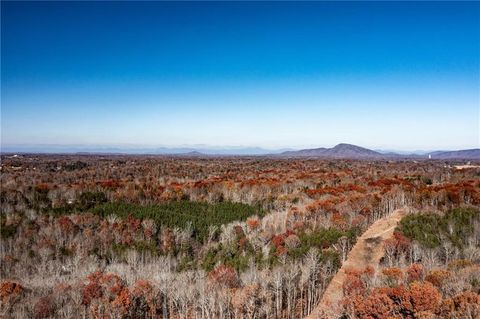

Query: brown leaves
(353, 290), (395, 319)
(208, 264), (239, 288)
(56, 216), (75, 234)
(82, 281), (102, 306)
(408, 281), (442, 313)
(425, 269), (451, 289)
(0, 281), (24, 305)
(343, 268), (444, 319)
(231, 283), (260, 313)
(343, 269), (367, 297)
(384, 232), (411, 254)
(33, 296), (55, 318)
(449, 291), (480, 316)
(82, 271), (125, 306)
(406, 263), (423, 283)
(382, 267), (403, 285)
(246, 217), (260, 230)
(111, 288), (131, 314)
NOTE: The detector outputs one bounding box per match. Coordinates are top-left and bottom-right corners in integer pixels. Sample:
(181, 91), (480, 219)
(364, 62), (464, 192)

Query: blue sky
(2, 2), (479, 151)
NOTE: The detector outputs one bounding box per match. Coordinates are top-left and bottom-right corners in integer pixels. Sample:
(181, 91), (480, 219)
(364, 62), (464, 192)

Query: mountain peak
(332, 143), (362, 149)
(280, 143), (382, 158)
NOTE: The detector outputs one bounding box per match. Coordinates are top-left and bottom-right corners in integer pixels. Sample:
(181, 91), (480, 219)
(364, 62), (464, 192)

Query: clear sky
(2, 1), (479, 151)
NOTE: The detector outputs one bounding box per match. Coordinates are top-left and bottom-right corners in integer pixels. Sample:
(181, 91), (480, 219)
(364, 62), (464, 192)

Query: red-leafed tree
(208, 264), (239, 288)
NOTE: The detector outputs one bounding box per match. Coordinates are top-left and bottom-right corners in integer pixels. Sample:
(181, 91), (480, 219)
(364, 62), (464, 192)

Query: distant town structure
(429, 154), (432, 159)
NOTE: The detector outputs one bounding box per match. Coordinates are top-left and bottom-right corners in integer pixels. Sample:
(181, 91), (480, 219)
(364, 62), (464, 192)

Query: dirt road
(306, 208), (407, 319)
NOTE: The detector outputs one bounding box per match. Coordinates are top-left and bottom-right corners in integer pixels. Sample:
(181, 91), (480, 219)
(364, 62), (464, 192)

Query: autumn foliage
(209, 264), (239, 288)
(1, 155), (479, 318)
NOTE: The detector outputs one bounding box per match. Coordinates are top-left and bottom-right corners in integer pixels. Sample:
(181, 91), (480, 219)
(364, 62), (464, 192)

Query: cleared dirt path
(455, 165), (480, 170)
(306, 208), (407, 319)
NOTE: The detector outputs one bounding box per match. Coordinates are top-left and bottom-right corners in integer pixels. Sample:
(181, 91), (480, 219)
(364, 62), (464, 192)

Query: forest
(0, 155), (479, 318)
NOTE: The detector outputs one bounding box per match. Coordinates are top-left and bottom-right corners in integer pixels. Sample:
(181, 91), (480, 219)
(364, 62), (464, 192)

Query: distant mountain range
(2, 143), (479, 159)
(277, 143), (480, 160)
(427, 149), (480, 160)
(0, 144), (290, 156)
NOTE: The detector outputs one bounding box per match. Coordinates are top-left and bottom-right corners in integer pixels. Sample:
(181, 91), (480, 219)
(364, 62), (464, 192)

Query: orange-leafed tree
(353, 290), (394, 319)
(0, 281), (24, 311)
(408, 281), (442, 314)
(406, 263), (423, 283)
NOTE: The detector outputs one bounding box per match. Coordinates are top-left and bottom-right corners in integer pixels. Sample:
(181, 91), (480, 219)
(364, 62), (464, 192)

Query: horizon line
(1, 142), (479, 154)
